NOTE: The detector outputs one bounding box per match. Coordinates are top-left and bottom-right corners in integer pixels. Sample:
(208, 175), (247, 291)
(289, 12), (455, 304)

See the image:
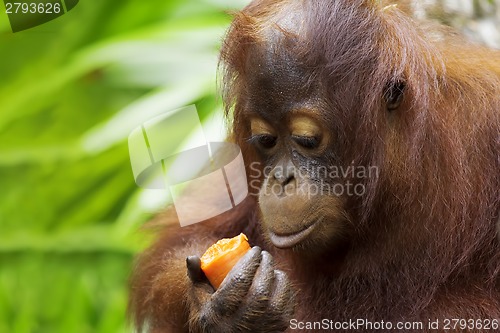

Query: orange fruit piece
(200, 233), (251, 289)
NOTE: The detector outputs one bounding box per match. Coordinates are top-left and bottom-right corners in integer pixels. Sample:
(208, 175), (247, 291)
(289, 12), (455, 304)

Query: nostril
(272, 166), (295, 186)
(274, 174), (294, 186)
(281, 175), (294, 187)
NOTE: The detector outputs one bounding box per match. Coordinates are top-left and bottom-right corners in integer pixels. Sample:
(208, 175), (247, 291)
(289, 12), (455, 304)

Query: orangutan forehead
(243, 44), (320, 121)
(237, 19), (330, 122)
(244, 14), (313, 101)
(246, 42), (306, 84)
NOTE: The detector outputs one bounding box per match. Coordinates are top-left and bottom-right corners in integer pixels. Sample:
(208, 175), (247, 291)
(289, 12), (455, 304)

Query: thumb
(186, 256), (208, 284)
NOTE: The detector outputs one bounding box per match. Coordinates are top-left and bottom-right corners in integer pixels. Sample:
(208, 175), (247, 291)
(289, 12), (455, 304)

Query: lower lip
(269, 222), (317, 248)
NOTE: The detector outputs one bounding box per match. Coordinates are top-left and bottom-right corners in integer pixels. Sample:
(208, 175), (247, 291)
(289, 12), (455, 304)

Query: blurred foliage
(420, 0), (500, 48)
(0, 0), (248, 332)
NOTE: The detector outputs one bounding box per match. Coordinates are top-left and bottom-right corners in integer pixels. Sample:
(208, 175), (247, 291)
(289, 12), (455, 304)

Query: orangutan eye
(248, 134), (278, 149)
(292, 135), (320, 149)
(384, 81), (406, 111)
(249, 118), (278, 150)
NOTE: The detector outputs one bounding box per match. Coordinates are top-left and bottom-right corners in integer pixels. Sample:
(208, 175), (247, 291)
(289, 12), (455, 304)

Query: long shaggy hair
(220, 0), (500, 322)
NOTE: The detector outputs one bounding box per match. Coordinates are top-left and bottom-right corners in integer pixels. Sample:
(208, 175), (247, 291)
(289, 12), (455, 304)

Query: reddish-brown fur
(130, 1), (500, 332)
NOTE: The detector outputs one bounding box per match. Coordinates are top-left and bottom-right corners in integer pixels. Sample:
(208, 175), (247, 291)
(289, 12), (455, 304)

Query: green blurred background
(0, 0), (497, 333)
(0, 0), (249, 332)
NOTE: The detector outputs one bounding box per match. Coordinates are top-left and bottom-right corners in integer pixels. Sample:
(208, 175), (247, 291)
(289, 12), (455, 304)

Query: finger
(211, 246), (262, 312)
(186, 256), (213, 310)
(186, 256), (208, 284)
(238, 267), (291, 333)
(270, 270), (295, 317)
(245, 251), (275, 311)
